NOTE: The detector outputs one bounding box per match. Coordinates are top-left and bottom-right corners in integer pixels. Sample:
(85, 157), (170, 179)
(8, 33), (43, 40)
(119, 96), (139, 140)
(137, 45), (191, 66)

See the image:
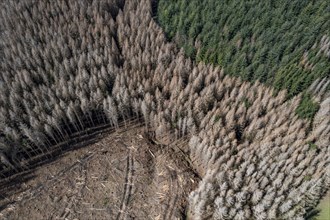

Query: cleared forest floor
(0, 124), (199, 220)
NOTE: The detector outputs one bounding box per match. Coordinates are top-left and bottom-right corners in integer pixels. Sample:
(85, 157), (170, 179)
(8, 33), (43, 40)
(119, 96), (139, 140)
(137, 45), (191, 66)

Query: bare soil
(0, 124), (199, 220)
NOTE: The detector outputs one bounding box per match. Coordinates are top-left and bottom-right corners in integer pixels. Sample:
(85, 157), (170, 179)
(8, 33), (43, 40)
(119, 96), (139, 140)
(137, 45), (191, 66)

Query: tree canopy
(157, 0), (330, 98)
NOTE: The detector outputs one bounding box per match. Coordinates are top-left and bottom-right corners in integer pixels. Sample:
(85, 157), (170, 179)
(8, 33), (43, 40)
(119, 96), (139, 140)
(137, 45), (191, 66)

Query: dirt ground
(0, 124), (199, 220)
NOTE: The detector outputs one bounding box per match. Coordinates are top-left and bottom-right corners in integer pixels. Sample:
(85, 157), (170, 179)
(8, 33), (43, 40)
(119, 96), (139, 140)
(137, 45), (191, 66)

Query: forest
(0, 0), (329, 219)
(157, 0), (330, 119)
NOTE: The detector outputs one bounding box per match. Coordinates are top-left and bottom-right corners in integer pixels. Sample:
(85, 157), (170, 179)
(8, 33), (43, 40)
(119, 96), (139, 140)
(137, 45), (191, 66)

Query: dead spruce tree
(0, 0), (123, 170)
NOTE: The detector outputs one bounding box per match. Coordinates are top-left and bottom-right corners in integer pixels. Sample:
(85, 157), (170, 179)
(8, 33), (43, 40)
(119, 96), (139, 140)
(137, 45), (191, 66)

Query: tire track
(116, 147), (134, 220)
(163, 166), (179, 220)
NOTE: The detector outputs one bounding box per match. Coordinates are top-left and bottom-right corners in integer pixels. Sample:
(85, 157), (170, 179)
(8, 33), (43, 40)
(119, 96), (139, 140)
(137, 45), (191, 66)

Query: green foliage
(303, 174), (312, 182)
(103, 198), (110, 206)
(157, 0), (330, 97)
(242, 97), (252, 109)
(308, 141), (319, 151)
(296, 93), (319, 120)
(213, 115), (221, 123)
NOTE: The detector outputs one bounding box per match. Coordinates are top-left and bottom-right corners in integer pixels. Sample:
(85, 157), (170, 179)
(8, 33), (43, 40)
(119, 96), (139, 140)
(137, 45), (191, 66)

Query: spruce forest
(0, 0), (329, 219)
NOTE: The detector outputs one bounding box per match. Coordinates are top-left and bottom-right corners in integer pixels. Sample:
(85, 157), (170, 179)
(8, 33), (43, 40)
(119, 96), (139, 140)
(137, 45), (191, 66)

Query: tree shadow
(0, 118), (143, 212)
(0, 170), (35, 212)
(305, 208), (321, 220)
